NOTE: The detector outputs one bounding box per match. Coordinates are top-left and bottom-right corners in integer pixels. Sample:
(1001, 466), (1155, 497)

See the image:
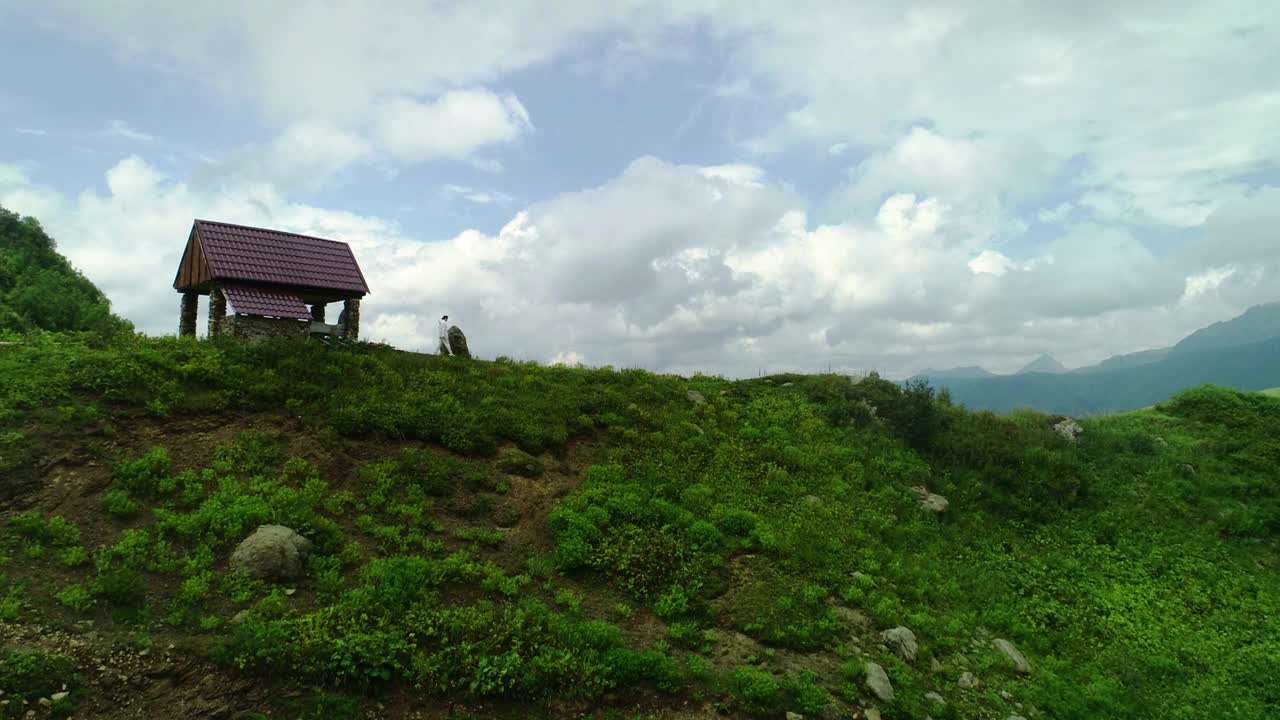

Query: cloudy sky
(1, 1), (1277, 377)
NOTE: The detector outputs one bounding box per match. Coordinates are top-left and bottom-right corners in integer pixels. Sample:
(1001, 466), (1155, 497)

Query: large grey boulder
(687, 390), (706, 405)
(911, 485), (950, 514)
(880, 626), (919, 662)
(1052, 418), (1083, 442)
(229, 525), (312, 581)
(865, 661), (894, 702)
(447, 326), (471, 358)
(992, 638), (1032, 674)
(958, 671), (979, 688)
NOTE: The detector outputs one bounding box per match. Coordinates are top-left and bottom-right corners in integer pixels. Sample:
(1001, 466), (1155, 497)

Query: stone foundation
(179, 292), (198, 337)
(209, 287), (228, 336)
(222, 314), (308, 341)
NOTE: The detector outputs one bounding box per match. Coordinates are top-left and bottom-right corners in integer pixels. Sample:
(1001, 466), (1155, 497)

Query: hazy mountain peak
(912, 365), (995, 380)
(1017, 353), (1067, 375)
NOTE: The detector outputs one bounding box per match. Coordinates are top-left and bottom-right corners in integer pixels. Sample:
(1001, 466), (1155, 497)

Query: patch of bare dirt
(501, 437), (603, 550)
(0, 621), (266, 719)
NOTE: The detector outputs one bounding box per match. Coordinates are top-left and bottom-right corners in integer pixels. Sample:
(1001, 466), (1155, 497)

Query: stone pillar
(310, 304), (326, 322)
(209, 286), (227, 337)
(179, 292), (198, 337)
(341, 298), (360, 340)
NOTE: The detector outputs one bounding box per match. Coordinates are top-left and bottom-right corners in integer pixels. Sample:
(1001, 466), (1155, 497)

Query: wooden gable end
(173, 226), (213, 292)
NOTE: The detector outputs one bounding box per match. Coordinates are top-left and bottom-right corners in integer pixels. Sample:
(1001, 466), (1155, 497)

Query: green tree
(0, 206), (133, 335)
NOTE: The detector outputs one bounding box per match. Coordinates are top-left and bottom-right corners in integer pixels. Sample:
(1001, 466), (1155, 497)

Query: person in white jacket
(437, 315), (452, 355)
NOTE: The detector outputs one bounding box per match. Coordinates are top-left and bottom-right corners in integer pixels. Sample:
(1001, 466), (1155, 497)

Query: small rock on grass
(229, 525), (312, 581)
(865, 661), (894, 702)
(911, 485), (950, 514)
(1053, 418), (1084, 442)
(958, 671), (978, 688)
(880, 626), (919, 662)
(992, 638), (1032, 674)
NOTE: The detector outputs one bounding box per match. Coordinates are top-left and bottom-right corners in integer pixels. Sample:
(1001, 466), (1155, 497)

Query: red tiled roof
(194, 220), (370, 295)
(222, 285), (312, 320)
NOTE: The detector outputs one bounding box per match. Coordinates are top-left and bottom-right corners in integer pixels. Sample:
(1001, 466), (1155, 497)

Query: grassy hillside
(0, 334), (1277, 719)
(934, 336), (1280, 416)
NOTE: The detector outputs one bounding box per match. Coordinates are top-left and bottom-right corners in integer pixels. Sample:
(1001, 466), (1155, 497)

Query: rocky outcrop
(1052, 418), (1083, 442)
(992, 638), (1031, 674)
(447, 325), (471, 358)
(687, 390), (706, 405)
(911, 485), (949, 514)
(865, 661), (894, 701)
(880, 626), (919, 662)
(229, 525), (312, 581)
(958, 671), (978, 688)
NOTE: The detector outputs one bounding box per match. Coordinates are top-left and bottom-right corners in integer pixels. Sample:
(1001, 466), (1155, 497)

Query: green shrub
(7, 512), (80, 547)
(101, 488), (141, 517)
(55, 583), (96, 612)
(59, 545), (90, 567)
(95, 568), (146, 608)
(453, 527), (503, 547)
(309, 555), (345, 600)
(730, 665), (783, 712)
(0, 576), (24, 621)
(666, 622), (704, 650)
(782, 670), (833, 714)
(716, 508), (759, 536)
(654, 584), (691, 619)
(112, 446), (177, 498)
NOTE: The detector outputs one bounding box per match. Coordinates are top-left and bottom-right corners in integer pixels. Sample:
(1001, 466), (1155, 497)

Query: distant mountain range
(910, 302), (1280, 415)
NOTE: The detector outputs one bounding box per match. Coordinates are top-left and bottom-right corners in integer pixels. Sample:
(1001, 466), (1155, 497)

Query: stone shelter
(173, 220), (370, 341)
